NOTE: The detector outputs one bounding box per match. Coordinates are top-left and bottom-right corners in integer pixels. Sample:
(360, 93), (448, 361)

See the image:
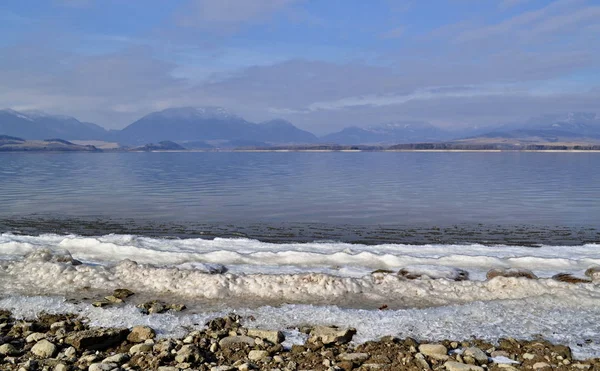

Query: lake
(0, 151), (598, 227)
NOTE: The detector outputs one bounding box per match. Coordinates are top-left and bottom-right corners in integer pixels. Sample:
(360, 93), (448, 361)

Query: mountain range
(1, 107), (599, 147)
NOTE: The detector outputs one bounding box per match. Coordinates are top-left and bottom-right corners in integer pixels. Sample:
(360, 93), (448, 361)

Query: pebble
(0, 343), (19, 356)
(89, 363), (117, 371)
(31, 339), (57, 358)
(129, 343), (153, 354)
(444, 361), (484, 371)
(248, 350), (269, 361)
(419, 344), (449, 360)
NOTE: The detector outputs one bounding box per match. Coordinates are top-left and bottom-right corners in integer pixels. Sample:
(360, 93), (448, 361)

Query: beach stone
(26, 332), (47, 343)
(444, 361), (484, 371)
(175, 344), (201, 363)
(419, 344), (449, 360)
(248, 350), (269, 361)
(103, 353), (129, 364)
(585, 266), (600, 280)
(219, 336), (255, 348)
(522, 353), (535, 360)
(54, 364), (68, 371)
(0, 343), (19, 356)
(338, 352), (369, 362)
(308, 326), (356, 345)
(464, 347), (489, 364)
(127, 325), (155, 343)
(486, 268), (537, 280)
(247, 328), (285, 344)
(157, 367), (179, 371)
(31, 339), (57, 358)
(104, 295), (123, 303)
(211, 366), (235, 371)
(65, 328), (129, 350)
(129, 343), (153, 354)
(497, 366), (519, 371)
(89, 363), (117, 371)
(532, 362), (552, 370)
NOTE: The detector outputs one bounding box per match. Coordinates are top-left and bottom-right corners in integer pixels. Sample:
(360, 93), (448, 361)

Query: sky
(1, 0), (599, 134)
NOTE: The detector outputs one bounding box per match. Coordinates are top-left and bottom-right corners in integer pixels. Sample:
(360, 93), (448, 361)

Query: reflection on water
(0, 152), (598, 225)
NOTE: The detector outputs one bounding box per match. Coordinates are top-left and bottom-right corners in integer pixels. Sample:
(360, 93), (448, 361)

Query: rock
(497, 366), (519, 371)
(65, 328), (129, 351)
(585, 266), (600, 280)
(54, 364), (68, 371)
(247, 328), (285, 344)
(419, 344), (449, 360)
(26, 332), (47, 343)
(308, 326), (356, 345)
(552, 273), (591, 283)
(104, 295), (123, 303)
(211, 366), (236, 371)
(522, 353), (535, 360)
(486, 268), (537, 280)
(136, 300), (184, 314)
(102, 353), (129, 364)
(175, 344), (201, 363)
(157, 367), (179, 371)
(89, 363), (117, 371)
(0, 343), (19, 356)
(63, 346), (77, 359)
(112, 288), (135, 299)
(532, 362), (552, 370)
(399, 266), (469, 281)
(338, 352), (369, 362)
(31, 339), (58, 358)
(572, 363), (591, 370)
(219, 336), (256, 348)
(92, 301), (112, 308)
(444, 361), (484, 371)
(129, 343), (153, 354)
(248, 350), (269, 361)
(464, 347), (489, 364)
(127, 325), (155, 343)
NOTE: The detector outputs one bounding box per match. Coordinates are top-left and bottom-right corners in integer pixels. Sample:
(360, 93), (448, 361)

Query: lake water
(0, 151), (599, 226)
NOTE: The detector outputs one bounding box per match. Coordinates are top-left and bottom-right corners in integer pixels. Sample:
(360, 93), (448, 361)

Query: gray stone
(419, 344), (449, 360)
(129, 343), (153, 354)
(248, 350), (269, 361)
(532, 362), (552, 370)
(54, 364), (68, 371)
(219, 336), (256, 348)
(89, 363), (117, 371)
(247, 328), (285, 344)
(464, 347), (489, 364)
(157, 367), (179, 371)
(31, 339), (58, 358)
(26, 332), (46, 343)
(102, 353), (129, 364)
(211, 367), (235, 371)
(444, 361), (484, 371)
(338, 352), (369, 362)
(127, 326), (155, 343)
(175, 344), (201, 363)
(308, 326), (356, 345)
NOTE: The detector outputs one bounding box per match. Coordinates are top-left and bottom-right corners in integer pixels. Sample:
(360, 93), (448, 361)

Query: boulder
(486, 268), (537, 280)
(26, 332), (47, 343)
(31, 339), (57, 358)
(308, 326), (356, 345)
(127, 326), (155, 343)
(464, 347), (489, 364)
(246, 328), (285, 344)
(89, 363), (117, 371)
(175, 344), (202, 363)
(0, 343), (19, 356)
(129, 343), (153, 354)
(102, 353), (129, 364)
(65, 328), (129, 350)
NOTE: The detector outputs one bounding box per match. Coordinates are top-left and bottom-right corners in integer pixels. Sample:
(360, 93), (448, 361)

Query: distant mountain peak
(1, 108), (34, 121)
(152, 106), (240, 121)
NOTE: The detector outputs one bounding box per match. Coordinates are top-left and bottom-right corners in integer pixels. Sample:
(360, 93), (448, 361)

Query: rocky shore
(1, 302), (599, 371)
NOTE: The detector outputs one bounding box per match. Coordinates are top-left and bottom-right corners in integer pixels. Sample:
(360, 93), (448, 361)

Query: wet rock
(486, 268), (538, 280)
(136, 300), (186, 314)
(464, 347), (489, 364)
(444, 361), (484, 371)
(419, 344), (449, 360)
(308, 326), (356, 345)
(104, 295), (123, 304)
(248, 349), (269, 361)
(552, 273), (591, 283)
(127, 325), (155, 343)
(65, 328), (129, 351)
(399, 266), (469, 281)
(92, 301), (112, 308)
(219, 336), (255, 348)
(246, 328), (285, 344)
(0, 343), (19, 356)
(31, 339), (57, 358)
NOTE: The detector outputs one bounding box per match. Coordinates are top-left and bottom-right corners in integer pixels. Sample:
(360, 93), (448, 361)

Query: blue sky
(1, 0), (598, 133)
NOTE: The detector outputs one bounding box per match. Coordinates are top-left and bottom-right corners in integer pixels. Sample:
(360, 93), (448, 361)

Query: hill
(321, 122), (452, 144)
(0, 138), (100, 152)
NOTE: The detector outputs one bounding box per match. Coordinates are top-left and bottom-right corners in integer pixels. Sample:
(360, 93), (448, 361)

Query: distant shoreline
(4, 148), (600, 153)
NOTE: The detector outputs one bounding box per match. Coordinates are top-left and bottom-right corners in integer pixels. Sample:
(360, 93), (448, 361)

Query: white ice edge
(0, 295), (599, 360)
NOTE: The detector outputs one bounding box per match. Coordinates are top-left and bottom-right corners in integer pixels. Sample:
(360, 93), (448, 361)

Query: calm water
(0, 152), (599, 226)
